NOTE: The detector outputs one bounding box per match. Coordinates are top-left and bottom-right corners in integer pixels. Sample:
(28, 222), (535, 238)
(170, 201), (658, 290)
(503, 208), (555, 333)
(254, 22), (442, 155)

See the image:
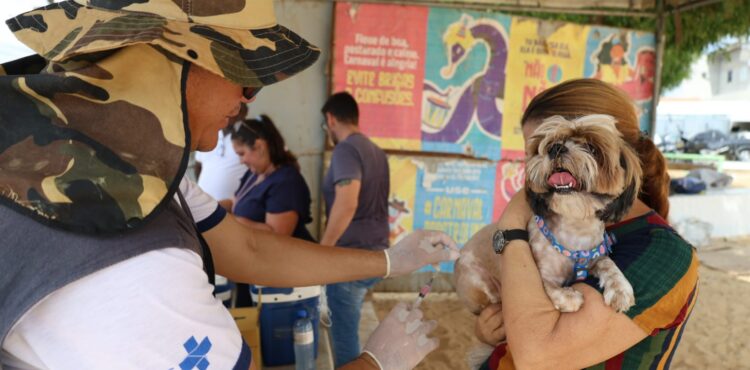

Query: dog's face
(524, 115), (642, 222)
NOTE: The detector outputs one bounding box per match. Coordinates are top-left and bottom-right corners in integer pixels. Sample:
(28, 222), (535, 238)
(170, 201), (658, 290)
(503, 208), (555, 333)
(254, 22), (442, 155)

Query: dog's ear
(597, 178), (637, 222)
(525, 187), (551, 218)
(596, 147), (642, 222)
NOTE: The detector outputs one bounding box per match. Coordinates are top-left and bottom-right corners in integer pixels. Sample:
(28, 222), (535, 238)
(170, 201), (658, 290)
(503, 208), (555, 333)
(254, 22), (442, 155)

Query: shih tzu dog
(455, 114), (641, 326)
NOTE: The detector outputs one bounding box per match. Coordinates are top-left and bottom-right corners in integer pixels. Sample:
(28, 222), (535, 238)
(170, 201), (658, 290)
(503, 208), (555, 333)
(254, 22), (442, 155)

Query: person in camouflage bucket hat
(1, 0), (320, 233)
(0, 1), (459, 369)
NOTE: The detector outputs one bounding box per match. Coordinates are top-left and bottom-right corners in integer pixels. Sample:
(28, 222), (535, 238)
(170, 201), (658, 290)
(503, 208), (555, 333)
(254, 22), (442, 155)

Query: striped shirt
(481, 211), (699, 370)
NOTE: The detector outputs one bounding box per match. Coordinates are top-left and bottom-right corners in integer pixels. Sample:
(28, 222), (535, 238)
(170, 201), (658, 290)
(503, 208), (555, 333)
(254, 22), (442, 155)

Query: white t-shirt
(178, 175), (228, 233)
(0, 178), (250, 370)
(195, 128), (247, 201)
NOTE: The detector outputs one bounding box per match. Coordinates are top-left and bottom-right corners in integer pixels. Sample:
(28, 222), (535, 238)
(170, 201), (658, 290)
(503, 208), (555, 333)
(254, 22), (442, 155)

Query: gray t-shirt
(323, 133), (390, 250)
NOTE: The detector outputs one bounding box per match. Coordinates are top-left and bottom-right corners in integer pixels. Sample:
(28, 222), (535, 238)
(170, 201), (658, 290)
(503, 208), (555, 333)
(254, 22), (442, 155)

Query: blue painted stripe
(196, 204), (226, 233)
(232, 338), (252, 370)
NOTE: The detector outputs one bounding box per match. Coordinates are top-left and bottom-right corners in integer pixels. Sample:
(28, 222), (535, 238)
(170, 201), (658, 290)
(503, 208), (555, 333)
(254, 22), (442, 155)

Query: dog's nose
(548, 143), (568, 159)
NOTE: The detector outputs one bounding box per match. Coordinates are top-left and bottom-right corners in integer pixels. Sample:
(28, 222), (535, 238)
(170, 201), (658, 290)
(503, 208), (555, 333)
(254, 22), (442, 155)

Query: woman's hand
(475, 304), (506, 346)
(497, 190), (532, 230)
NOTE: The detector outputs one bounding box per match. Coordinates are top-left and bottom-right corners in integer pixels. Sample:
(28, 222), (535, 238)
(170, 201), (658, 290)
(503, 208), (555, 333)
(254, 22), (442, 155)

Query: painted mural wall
(329, 3), (656, 272)
(332, 2), (656, 161)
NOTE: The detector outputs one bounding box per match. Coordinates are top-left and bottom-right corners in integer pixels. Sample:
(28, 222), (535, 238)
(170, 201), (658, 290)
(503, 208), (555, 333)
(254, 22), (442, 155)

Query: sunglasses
(243, 86), (262, 100)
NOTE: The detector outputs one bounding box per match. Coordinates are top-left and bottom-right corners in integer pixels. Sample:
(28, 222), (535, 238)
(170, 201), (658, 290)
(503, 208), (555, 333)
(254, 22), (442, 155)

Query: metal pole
(651, 0), (666, 138)
(342, 0), (657, 18)
(672, 0), (723, 13)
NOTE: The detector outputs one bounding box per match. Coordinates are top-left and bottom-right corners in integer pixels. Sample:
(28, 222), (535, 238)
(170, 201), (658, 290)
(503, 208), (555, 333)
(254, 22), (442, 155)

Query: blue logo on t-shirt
(179, 336), (212, 370)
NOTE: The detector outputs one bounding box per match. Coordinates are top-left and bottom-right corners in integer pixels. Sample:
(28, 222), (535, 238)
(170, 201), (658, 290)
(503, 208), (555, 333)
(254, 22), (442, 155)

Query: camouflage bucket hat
(1, 45), (193, 234)
(7, 0), (321, 87)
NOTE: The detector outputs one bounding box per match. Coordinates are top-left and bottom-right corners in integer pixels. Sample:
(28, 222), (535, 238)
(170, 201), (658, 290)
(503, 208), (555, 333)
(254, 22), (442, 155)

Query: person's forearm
(499, 241), (561, 369)
(235, 216), (273, 232)
(205, 216), (386, 287)
(320, 202), (356, 246)
(248, 229), (384, 286)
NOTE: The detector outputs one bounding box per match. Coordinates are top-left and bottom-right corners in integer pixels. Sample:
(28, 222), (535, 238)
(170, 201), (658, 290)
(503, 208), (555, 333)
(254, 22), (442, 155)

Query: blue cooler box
(250, 285), (321, 366)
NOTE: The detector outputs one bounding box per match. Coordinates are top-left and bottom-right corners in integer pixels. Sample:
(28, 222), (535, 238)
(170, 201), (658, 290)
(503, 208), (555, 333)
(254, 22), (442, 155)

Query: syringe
(413, 266), (440, 309)
(412, 240), (451, 309)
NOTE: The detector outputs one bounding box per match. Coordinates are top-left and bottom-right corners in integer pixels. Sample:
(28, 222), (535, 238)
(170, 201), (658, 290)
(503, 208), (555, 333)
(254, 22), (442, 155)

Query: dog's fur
(455, 114), (641, 332)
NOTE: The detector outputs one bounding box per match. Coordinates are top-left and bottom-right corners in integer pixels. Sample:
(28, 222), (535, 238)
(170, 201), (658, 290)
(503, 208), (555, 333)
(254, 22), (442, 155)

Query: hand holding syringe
(360, 236), (454, 369)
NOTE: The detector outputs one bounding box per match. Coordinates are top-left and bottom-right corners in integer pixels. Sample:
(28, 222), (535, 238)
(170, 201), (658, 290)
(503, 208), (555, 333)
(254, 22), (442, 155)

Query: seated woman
(223, 114), (315, 305)
(476, 79), (699, 370)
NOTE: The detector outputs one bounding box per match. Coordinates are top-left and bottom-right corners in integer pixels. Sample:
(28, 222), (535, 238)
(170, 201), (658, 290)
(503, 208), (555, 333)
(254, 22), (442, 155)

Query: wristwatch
(492, 228), (529, 254)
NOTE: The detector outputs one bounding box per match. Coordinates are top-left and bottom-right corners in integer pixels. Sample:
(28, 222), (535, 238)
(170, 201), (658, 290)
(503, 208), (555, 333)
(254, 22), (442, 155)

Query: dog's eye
(584, 143), (598, 155)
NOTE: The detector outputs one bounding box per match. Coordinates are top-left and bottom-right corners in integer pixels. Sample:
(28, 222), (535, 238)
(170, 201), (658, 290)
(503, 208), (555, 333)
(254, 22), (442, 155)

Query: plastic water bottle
(293, 309), (315, 370)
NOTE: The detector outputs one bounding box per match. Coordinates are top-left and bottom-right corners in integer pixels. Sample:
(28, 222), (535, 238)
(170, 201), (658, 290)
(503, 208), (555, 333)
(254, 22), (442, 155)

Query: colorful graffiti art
(492, 161), (525, 221)
(413, 157), (496, 272)
(421, 9), (511, 160)
(388, 197), (411, 243)
(387, 156), (417, 245)
(332, 3), (428, 151)
(500, 18), (592, 159)
(332, 2), (656, 157)
(585, 27), (656, 131)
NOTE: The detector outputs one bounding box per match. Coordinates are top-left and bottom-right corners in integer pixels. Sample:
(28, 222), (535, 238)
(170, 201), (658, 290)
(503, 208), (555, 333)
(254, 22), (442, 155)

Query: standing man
(321, 92), (390, 367)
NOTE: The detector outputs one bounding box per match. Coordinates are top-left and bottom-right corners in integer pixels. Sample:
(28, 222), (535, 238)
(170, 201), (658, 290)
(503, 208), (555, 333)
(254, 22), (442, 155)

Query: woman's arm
(234, 210), (299, 234)
(494, 192), (646, 370)
(264, 211), (298, 235)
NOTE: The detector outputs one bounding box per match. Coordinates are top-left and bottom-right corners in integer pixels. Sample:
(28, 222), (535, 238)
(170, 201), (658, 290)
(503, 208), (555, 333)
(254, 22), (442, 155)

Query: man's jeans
(326, 277), (381, 367)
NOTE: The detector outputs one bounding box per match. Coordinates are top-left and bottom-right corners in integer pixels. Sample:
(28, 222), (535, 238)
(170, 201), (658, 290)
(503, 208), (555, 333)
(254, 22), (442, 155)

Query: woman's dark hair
(232, 114), (299, 171)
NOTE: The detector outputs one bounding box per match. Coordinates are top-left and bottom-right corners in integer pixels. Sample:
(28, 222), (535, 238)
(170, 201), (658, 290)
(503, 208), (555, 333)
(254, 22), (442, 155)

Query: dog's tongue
(548, 171), (577, 188)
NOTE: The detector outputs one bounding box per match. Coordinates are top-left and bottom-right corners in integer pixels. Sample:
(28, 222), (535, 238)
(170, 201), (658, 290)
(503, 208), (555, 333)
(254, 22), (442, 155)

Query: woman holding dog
(476, 79), (698, 369)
